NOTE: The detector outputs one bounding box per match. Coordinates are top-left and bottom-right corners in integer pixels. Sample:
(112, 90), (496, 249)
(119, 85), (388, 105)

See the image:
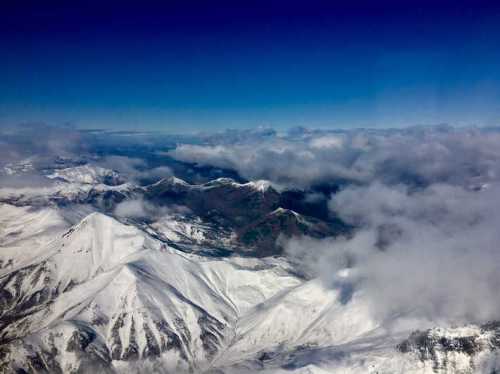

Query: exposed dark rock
(198, 315), (225, 359)
(238, 208), (343, 256)
(154, 319), (188, 361)
(399, 323), (500, 372)
(145, 177), (349, 256)
(121, 317), (139, 361)
(142, 322), (161, 358)
(110, 314), (125, 360)
(66, 329), (96, 352)
(145, 177), (281, 228)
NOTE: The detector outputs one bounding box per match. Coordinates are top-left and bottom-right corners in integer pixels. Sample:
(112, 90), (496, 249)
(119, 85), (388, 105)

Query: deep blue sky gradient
(1, 1), (500, 131)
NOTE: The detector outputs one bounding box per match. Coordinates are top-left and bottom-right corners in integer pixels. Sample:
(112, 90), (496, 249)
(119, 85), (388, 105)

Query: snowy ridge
(0, 204), (70, 275)
(243, 180), (273, 193)
(0, 178), (136, 207)
(47, 165), (122, 185)
(154, 176), (275, 194)
(269, 207), (300, 217)
(151, 176), (190, 190)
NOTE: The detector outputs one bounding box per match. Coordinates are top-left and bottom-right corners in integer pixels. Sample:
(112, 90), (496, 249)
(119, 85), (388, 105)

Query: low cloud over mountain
(170, 125), (500, 190)
(286, 182), (500, 324)
(171, 125), (500, 324)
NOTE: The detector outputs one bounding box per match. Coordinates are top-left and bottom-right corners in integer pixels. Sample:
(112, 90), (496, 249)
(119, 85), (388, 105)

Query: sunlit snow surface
(0, 167), (499, 374)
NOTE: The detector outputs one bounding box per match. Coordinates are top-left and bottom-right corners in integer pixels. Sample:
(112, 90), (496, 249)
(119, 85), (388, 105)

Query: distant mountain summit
(47, 165), (124, 186)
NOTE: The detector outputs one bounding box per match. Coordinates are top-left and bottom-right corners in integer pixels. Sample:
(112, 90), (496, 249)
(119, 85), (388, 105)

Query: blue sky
(1, 1), (500, 132)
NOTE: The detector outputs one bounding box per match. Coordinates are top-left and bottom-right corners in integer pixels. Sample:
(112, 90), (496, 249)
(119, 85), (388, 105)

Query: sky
(1, 0), (500, 132)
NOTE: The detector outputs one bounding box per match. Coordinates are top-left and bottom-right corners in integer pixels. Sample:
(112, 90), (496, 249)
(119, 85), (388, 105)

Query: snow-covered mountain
(0, 209), (307, 372)
(1, 203), (499, 373)
(0, 164), (137, 210)
(1, 167), (500, 373)
(47, 165), (123, 186)
(144, 176), (345, 256)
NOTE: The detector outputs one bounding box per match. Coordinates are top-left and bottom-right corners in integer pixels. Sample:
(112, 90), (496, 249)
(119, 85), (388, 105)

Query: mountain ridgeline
(144, 177), (348, 256)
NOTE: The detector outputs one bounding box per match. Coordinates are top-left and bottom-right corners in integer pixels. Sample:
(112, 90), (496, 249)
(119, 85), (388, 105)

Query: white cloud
(285, 182), (500, 324)
(98, 156), (172, 183)
(169, 127), (500, 189)
(114, 199), (147, 218)
(114, 198), (190, 220)
(309, 134), (344, 149)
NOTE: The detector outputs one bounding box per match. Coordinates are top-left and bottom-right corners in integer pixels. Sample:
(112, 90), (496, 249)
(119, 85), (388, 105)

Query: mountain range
(1, 163), (499, 373)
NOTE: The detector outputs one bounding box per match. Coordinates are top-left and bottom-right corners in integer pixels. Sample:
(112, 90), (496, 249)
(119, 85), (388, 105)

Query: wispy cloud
(0, 122), (85, 167)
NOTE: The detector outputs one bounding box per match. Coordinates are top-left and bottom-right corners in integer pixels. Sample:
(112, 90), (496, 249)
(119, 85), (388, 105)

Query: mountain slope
(47, 165), (123, 186)
(145, 177), (281, 227)
(237, 208), (339, 256)
(2, 209), (500, 373)
(144, 177), (346, 256)
(0, 212), (304, 373)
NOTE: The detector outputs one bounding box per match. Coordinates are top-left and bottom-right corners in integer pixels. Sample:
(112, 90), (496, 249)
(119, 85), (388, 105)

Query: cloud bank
(97, 156), (173, 183)
(0, 123), (85, 166)
(285, 181), (500, 325)
(169, 126), (500, 190)
(0, 124), (173, 187)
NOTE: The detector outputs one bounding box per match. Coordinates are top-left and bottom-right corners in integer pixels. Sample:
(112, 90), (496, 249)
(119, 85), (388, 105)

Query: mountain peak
(269, 207), (299, 217)
(47, 164), (122, 185)
(202, 177), (238, 188)
(167, 176), (190, 186)
(242, 180), (274, 193)
(46, 212), (160, 285)
(76, 211), (116, 227)
(153, 175), (189, 186)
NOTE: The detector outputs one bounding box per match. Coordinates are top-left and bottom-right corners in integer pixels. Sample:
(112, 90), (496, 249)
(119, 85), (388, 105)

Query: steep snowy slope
(0, 204), (70, 275)
(0, 212), (304, 373)
(218, 323), (500, 374)
(149, 213), (234, 248)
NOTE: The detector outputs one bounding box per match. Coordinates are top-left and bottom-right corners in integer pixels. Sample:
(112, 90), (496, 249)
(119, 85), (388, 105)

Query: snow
(269, 207), (301, 218)
(0, 203), (69, 274)
(157, 176), (276, 194)
(150, 214), (233, 246)
(1, 202), (499, 373)
(243, 180), (273, 193)
(151, 215), (209, 243)
(152, 175), (190, 187)
(167, 176), (190, 186)
(203, 178), (275, 194)
(0, 211), (319, 371)
(47, 164), (120, 185)
(0, 177), (135, 206)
